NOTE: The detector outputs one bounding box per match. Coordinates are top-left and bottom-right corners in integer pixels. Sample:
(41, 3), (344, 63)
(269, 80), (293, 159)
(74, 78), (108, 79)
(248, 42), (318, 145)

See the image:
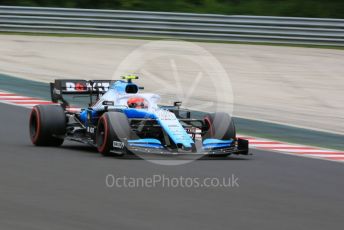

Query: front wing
(115, 138), (249, 156)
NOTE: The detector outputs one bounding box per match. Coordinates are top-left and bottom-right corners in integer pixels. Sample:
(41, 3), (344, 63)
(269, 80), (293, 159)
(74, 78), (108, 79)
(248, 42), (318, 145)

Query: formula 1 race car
(29, 75), (249, 157)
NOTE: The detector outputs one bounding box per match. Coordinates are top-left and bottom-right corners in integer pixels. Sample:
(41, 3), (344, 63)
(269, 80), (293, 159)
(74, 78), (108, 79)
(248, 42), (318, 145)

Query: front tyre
(29, 105), (66, 146)
(96, 113), (113, 156)
(96, 112), (133, 156)
(202, 112), (236, 140)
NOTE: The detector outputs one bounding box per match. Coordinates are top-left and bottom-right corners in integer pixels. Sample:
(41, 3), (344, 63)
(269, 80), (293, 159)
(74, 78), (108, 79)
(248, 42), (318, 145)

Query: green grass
(1, 0), (344, 18)
(2, 31), (344, 50)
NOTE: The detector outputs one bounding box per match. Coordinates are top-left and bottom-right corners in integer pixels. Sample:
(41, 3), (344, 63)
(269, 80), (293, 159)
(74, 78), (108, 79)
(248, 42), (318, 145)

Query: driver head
(127, 97), (148, 109)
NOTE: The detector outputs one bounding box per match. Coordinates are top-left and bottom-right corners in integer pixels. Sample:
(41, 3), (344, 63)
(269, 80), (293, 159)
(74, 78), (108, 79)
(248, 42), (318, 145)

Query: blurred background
(0, 0), (343, 18)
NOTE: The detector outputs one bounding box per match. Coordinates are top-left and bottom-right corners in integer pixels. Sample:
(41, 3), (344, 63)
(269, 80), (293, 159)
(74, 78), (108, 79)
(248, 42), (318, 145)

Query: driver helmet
(127, 97), (148, 109)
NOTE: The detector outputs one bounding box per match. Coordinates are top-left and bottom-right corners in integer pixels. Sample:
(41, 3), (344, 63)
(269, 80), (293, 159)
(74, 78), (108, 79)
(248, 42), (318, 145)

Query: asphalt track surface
(1, 102), (344, 230)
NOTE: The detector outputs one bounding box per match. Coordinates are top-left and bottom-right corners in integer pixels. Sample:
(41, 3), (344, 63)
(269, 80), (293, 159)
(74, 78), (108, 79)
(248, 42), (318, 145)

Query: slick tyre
(203, 112), (236, 140)
(29, 105), (66, 146)
(96, 112), (133, 156)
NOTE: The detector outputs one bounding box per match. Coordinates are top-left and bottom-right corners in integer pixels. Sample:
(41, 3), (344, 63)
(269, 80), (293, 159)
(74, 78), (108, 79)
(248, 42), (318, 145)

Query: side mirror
(174, 101), (182, 107)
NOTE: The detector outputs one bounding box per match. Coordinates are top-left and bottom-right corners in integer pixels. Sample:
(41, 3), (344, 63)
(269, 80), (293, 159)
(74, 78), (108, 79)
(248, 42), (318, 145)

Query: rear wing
(50, 79), (114, 106)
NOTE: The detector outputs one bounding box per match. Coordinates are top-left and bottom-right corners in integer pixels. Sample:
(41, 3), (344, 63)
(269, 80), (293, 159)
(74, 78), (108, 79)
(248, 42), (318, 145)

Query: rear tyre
(96, 112), (133, 156)
(202, 112), (236, 140)
(29, 105), (66, 146)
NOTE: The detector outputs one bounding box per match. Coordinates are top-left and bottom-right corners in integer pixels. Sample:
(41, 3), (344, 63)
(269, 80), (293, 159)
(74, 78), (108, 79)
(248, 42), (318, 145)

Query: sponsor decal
(156, 110), (176, 120)
(65, 82), (79, 92)
(75, 82), (86, 91)
(87, 127), (95, 134)
(113, 141), (124, 149)
(64, 82), (110, 92)
(102, 101), (115, 106)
